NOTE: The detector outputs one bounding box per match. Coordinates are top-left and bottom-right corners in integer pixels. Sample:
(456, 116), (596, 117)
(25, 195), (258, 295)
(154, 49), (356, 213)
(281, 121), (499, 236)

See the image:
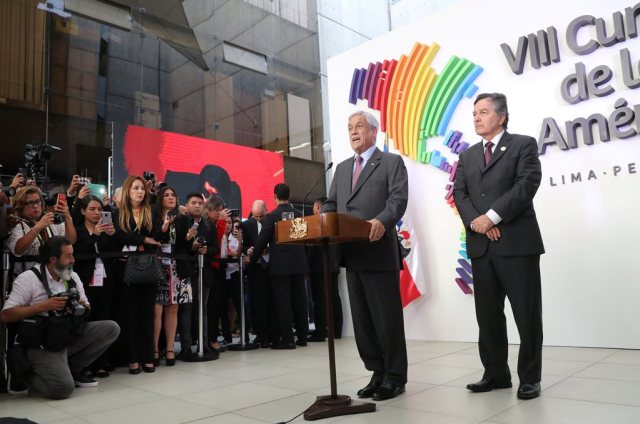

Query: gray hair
(349, 110), (379, 130)
(474, 93), (509, 129)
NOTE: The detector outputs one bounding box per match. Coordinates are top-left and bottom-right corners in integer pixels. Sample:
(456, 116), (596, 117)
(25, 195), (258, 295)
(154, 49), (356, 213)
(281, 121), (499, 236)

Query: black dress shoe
(372, 381), (405, 401)
(466, 378), (512, 393)
(517, 382), (541, 400)
(307, 335), (326, 342)
(356, 379), (382, 398)
(271, 342), (296, 350)
(295, 339), (308, 347)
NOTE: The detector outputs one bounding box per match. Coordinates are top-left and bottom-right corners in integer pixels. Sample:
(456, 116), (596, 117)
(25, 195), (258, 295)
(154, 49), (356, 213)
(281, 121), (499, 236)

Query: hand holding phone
(100, 211), (112, 225)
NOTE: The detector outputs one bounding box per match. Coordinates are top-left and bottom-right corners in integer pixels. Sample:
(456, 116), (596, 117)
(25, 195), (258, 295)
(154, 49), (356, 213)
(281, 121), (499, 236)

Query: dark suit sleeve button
(481, 193), (486, 198)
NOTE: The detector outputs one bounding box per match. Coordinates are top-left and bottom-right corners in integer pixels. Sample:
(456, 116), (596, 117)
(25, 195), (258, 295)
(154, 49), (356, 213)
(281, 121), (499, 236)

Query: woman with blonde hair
(112, 176), (162, 374)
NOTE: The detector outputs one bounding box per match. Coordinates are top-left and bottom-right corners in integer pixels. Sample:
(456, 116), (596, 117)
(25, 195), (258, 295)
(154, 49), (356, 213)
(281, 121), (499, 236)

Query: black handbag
(124, 252), (165, 286)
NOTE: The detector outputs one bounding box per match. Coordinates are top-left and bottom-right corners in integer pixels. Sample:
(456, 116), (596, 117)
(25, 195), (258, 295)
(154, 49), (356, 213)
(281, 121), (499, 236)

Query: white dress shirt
(2, 266), (89, 313)
(352, 144), (378, 172)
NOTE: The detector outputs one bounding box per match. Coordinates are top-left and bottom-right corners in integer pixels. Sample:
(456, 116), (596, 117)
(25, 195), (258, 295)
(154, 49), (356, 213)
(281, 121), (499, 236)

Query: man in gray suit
(324, 110), (408, 401)
(453, 93), (544, 400)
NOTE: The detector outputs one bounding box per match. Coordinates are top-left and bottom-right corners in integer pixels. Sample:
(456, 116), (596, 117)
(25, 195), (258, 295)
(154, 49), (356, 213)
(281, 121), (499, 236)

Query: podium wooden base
(303, 395), (375, 421)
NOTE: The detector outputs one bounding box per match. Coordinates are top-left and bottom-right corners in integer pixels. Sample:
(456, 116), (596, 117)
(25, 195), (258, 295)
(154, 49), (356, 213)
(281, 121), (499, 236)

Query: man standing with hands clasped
(453, 93), (545, 400)
(324, 110), (408, 401)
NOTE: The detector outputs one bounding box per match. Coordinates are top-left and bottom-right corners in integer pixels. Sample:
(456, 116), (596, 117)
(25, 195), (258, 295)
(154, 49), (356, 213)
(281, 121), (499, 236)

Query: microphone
(302, 162), (333, 217)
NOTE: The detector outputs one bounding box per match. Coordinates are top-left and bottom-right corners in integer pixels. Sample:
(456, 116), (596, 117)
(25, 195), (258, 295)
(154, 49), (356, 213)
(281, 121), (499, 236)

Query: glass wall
(0, 0), (325, 200)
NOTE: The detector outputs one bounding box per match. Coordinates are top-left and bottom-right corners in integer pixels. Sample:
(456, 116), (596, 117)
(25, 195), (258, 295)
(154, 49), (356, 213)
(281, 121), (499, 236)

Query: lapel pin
(500, 146), (506, 151)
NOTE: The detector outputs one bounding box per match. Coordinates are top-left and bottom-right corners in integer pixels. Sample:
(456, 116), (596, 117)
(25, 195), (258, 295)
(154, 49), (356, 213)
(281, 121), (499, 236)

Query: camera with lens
(143, 171), (156, 181)
(42, 192), (57, 207)
(195, 236), (207, 247)
(2, 186), (16, 197)
(52, 214), (65, 224)
(51, 287), (86, 317)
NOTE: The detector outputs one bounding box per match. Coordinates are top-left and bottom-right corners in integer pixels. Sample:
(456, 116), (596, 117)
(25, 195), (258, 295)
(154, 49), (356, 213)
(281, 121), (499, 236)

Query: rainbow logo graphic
(348, 42), (483, 294)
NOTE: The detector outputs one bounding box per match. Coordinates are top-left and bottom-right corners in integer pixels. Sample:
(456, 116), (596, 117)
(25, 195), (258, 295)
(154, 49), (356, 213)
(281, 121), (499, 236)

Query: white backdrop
(327, 0), (640, 348)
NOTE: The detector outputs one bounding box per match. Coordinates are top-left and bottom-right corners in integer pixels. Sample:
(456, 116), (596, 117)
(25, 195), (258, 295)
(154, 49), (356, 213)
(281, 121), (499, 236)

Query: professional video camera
(51, 287), (86, 317)
(24, 143), (62, 181)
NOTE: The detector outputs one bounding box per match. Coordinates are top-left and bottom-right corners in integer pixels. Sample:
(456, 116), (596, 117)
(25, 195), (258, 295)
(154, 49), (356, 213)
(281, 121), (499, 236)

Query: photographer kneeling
(1, 236), (120, 399)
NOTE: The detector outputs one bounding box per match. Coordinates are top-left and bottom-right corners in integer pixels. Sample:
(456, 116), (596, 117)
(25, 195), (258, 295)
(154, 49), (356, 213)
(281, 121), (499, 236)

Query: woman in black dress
(153, 186), (194, 366)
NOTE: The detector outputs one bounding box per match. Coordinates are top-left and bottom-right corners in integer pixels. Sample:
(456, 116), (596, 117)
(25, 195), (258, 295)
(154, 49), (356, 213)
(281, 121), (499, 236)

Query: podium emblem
(289, 217), (308, 239)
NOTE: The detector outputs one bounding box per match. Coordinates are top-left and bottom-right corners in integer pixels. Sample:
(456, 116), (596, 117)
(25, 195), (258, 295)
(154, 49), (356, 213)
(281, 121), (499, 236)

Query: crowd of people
(0, 172), (342, 399)
(1, 98), (543, 404)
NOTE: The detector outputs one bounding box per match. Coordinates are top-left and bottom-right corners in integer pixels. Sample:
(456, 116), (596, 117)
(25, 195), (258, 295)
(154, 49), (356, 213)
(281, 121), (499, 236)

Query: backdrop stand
(182, 254), (218, 362)
(228, 256), (258, 351)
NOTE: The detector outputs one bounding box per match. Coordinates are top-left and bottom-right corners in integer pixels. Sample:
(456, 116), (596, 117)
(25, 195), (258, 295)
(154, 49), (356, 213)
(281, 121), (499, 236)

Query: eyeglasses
(24, 200), (41, 208)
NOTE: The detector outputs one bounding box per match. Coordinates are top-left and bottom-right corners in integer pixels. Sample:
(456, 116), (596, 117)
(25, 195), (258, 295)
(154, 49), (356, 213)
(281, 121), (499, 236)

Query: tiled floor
(2, 339), (640, 424)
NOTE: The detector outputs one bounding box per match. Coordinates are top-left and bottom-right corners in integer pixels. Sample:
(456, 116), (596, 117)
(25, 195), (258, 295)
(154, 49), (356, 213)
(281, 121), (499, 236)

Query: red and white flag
(396, 214), (425, 307)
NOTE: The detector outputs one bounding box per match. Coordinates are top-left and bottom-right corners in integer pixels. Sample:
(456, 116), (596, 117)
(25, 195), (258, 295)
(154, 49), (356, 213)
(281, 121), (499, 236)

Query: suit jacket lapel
(472, 142), (485, 171)
(482, 131), (511, 174)
(349, 148), (381, 200)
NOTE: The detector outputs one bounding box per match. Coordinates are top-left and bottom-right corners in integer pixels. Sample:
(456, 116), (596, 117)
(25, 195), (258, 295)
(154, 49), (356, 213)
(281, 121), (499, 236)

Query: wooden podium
(275, 212), (376, 421)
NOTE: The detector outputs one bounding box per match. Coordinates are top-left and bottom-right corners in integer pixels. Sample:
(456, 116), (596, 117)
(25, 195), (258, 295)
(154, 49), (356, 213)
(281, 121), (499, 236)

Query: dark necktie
(352, 155), (363, 191)
(484, 141), (494, 166)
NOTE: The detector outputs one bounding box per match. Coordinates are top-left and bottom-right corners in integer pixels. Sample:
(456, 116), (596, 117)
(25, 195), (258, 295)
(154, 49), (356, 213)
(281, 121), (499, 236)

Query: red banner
(122, 125), (284, 217)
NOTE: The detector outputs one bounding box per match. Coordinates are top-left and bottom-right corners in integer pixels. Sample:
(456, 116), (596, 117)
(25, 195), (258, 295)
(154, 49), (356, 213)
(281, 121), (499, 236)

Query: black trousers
(178, 302), (192, 352)
(270, 274), (308, 344)
(226, 270), (247, 341)
(85, 277), (116, 370)
(346, 269), (407, 384)
(116, 263), (156, 365)
(471, 244), (543, 384)
(309, 272), (343, 338)
(248, 265), (274, 343)
(206, 268), (227, 343)
(191, 266), (213, 346)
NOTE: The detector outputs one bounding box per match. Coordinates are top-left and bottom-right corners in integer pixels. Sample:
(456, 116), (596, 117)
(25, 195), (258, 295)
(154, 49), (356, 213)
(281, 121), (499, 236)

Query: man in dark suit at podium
(324, 110), (409, 401)
(453, 92), (545, 400)
(249, 184), (309, 349)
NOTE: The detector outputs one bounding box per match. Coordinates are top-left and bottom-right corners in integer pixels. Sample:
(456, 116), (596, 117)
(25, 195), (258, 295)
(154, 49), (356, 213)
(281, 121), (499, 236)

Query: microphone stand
(302, 162), (333, 217)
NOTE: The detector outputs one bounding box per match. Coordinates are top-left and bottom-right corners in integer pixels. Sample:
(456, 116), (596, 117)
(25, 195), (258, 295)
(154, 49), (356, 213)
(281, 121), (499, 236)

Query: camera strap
(30, 263), (78, 298)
